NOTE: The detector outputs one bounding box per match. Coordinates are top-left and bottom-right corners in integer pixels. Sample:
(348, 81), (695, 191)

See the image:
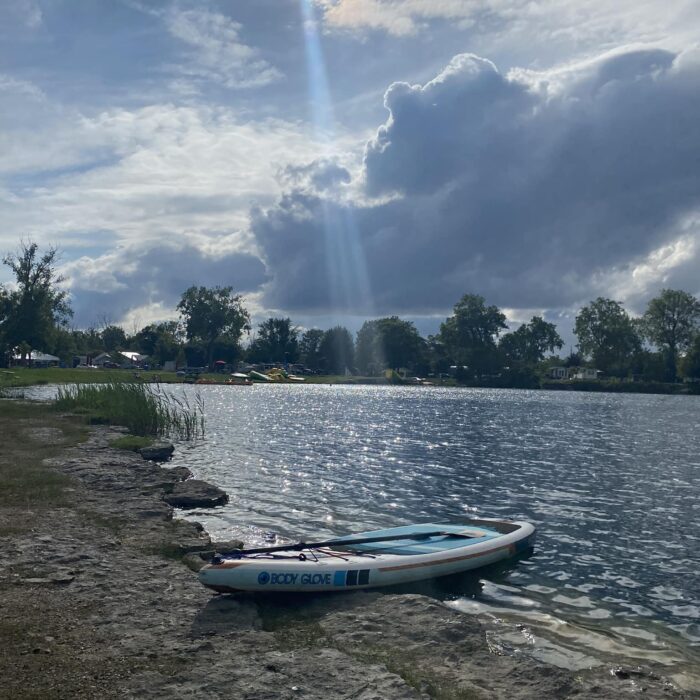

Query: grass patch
(54, 382), (204, 439)
(108, 435), (154, 451)
(0, 401), (88, 509)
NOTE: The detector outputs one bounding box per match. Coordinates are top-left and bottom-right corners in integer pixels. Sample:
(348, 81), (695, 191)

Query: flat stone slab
(162, 480), (229, 508)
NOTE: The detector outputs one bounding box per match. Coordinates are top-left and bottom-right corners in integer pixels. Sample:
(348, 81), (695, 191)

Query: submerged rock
(162, 480), (229, 508)
(139, 441), (175, 462)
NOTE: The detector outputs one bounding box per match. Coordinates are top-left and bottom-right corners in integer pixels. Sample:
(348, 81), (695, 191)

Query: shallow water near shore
(173, 384), (700, 689)
(24, 383), (700, 689)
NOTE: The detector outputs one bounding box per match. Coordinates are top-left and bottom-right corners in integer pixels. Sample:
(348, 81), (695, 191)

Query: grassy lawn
(0, 367), (181, 388)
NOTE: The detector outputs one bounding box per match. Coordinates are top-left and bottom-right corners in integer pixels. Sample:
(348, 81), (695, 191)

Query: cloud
(316, 0), (698, 50)
(253, 46), (700, 316)
(0, 103), (331, 253)
(164, 8), (282, 90)
(2, 0), (42, 29)
(64, 242), (268, 327)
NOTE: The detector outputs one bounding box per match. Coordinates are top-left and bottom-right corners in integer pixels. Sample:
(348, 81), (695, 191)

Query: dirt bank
(0, 415), (692, 699)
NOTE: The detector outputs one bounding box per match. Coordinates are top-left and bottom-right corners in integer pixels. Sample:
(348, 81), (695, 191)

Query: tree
(680, 334), (700, 381)
(500, 316), (563, 365)
(176, 286), (250, 368)
(299, 329), (324, 370)
(101, 325), (127, 352)
(438, 294), (507, 377)
(426, 334), (450, 376)
(0, 285), (11, 365)
(247, 317), (299, 364)
(574, 298), (640, 377)
(319, 326), (354, 374)
(71, 327), (103, 357)
(355, 317), (424, 374)
(2, 242), (72, 361)
(640, 289), (700, 382)
(134, 321), (182, 364)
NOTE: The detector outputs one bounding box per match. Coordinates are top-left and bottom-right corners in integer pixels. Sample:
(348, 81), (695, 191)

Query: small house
(93, 352), (114, 367)
(572, 368), (601, 380)
(548, 367), (569, 380)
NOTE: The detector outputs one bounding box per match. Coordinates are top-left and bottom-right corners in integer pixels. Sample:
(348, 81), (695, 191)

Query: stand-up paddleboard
(198, 519), (535, 594)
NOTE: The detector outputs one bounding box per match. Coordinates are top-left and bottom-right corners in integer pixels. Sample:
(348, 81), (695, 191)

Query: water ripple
(166, 384), (700, 685)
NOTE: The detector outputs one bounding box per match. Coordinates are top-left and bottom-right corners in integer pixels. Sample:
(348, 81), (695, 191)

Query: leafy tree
(134, 321), (182, 364)
(627, 350), (666, 382)
(680, 334), (700, 380)
(0, 285), (11, 365)
(247, 317), (300, 364)
(355, 320), (383, 375)
(177, 286), (250, 369)
(319, 326), (354, 374)
(49, 327), (79, 364)
(640, 289), (700, 382)
(101, 325), (127, 352)
(426, 334), (451, 376)
(574, 298), (641, 377)
(563, 350), (583, 368)
(71, 327), (103, 357)
(375, 316), (424, 371)
(133, 325), (160, 356)
(299, 329), (324, 370)
(500, 316), (563, 365)
(438, 294), (507, 377)
(2, 242), (72, 361)
(355, 317), (424, 374)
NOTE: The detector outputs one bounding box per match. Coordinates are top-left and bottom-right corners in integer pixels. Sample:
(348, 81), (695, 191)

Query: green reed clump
(54, 381), (204, 440)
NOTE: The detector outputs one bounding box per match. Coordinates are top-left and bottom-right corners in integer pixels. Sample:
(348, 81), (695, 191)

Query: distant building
(548, 367), (569, 380)
(93, 352), (113, 367)
(119, 351), (147, 368)
(572, 368), (601, 380)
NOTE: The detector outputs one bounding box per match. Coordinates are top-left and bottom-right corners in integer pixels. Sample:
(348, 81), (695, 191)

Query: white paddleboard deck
(199, 520), (535, 593)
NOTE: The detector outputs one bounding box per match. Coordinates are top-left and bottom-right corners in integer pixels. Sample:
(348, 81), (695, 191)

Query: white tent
(12, 350), (60, 366)
(119, 351), (147, 363)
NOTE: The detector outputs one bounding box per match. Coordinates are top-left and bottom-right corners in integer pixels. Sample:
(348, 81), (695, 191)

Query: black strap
(217, 529), (474, 559)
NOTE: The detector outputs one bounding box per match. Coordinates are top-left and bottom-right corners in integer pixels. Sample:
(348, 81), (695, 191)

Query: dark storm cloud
(253, 47), (700, 315)
(67, 242), (268, 327)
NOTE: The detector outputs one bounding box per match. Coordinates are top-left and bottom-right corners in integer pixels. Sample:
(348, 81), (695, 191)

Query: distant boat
(199, 519), (535, 593)
(226, 373), (252, 386)
(248, 370), (273, 382)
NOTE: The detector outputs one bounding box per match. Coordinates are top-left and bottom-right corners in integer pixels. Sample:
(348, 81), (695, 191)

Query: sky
(1, 0), (699, 345)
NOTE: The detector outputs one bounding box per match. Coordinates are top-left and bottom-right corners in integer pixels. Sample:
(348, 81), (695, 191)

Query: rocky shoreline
(0, 423), (692, 699)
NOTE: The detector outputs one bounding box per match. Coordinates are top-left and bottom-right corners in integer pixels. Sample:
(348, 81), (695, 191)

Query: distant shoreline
(1, 367), (699, 397)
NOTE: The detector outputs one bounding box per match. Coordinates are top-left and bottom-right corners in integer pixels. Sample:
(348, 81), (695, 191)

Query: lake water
(20, 382), (700, 688)
(168, 384), (700, 689)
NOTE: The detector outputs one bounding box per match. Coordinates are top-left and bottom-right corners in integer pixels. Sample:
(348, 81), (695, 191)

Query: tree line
(2, 242), (700, 383)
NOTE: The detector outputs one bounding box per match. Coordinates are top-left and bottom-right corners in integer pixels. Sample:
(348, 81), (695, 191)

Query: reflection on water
(170, 384), (700, 688)
(23, 382), (700, 687)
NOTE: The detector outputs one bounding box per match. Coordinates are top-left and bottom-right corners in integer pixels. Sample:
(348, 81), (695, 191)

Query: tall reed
(54, 381), (204, 440)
